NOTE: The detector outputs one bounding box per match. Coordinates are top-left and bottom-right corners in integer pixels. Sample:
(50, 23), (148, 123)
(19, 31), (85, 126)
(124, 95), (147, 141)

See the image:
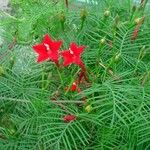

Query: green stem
(41, 71), (45, 90)
(80, 19), (85, 30)
(61, 22), (65, 31)
(44, 73), (51, 90)
(56, 65), (63, 86)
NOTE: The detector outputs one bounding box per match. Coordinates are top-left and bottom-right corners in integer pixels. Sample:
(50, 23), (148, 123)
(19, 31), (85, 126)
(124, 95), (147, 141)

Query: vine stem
(64, 0), (69, 8)
(56, 64), (64, 85)
(79, 62), (89, 83)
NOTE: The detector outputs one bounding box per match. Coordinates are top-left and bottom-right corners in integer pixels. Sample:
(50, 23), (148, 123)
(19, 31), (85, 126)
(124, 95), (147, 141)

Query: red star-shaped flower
(32, 34), (62, 63)
(61, 42), (85, 67)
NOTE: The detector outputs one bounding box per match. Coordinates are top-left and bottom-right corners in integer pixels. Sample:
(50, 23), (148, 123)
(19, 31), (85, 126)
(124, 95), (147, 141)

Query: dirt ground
(0, 0), (9, 10)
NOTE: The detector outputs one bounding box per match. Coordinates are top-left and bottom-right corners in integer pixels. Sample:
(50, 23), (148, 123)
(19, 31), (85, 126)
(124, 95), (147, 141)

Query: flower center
(44, 43), (50, 51)
(73, 82), (77, 86)
(69, 48), (74, 55)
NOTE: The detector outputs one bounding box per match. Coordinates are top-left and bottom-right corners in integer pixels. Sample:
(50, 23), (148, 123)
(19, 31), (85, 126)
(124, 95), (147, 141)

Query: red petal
(33, 44), (49, 63)
(70, 42), (85, 56)
(74, 58), (83, 66)
(61, 51), (74, 66)
(43, 34), (62, 51)
(37, 53), (49, 62)
(42, 34), (52, 46)
(51, 40), (62, 51)
(33, 44), (47, 54)
(48, 51), (58, 62)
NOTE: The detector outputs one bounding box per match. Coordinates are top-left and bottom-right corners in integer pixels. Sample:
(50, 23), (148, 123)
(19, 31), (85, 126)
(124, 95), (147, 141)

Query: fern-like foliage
(0, 0), (150, 150)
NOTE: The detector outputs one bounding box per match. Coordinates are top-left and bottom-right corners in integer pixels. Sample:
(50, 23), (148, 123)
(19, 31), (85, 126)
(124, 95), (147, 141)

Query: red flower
(63, 115), (76, 122)
(61, 42), (86, 67)
(32, 34), (62, 64)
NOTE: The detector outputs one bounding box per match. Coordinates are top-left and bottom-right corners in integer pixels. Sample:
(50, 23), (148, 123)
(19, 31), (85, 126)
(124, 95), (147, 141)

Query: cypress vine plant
(0, 0), (150, 149)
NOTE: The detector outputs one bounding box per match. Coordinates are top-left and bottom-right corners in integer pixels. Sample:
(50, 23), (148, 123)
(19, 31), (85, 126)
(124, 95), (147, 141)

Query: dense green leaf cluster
(0, 0), (150, 149)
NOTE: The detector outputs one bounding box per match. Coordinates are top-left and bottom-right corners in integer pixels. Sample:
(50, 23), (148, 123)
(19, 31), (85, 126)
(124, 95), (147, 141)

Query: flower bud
(134, 16), (145, 25)
(100, 38), (106, 45)
(65, 81), (79, 92)
(80, 9), (88, 21)
(71, 82), (77, 91)
(85, 105), (93, 113)
(9, 57), (15, 69)
(59, 12), (66, 22)
(114, 53), (121, 62)
(104, 10), (110, 17)
(59, 12), (66, 31)
(114, 14), (120, 26)
(135, 18), (141, 25)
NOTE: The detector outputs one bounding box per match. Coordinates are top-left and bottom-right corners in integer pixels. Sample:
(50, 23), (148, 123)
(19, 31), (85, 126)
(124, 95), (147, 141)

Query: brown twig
(51, 92), (71, 113)
(141, 0), (145, 6)
(51, 99), (71, 113)
(64, 0), (69, 8)
(79, 63), (89, 83)
(53, 100), (84, 104)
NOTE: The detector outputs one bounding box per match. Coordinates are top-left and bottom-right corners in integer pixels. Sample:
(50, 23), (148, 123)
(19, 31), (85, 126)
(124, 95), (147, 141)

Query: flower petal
(37, 53), (49, 63)
(61, 51), (73, 66)
(51, 40), (62, 51)
(48, 51), (58, 62)
(33, 44), (49, 62)
(42, 34), (52, 46)
(70, 42), (85, 56)
(32, 44), (47, 54)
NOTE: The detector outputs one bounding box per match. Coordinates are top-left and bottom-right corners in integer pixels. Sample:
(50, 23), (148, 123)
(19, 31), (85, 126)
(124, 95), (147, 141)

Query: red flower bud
(65, 81), (78, 92)
(63, 115), (76, 122)
(65, 81), (81, 93)
(131, 25), (140, 41)
(71, 82), (77, 91)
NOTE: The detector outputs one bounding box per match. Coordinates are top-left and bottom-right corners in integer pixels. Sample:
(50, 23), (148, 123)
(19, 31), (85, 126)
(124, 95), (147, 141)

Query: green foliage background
(0, 0), (150, 149)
